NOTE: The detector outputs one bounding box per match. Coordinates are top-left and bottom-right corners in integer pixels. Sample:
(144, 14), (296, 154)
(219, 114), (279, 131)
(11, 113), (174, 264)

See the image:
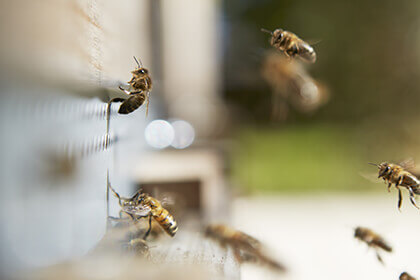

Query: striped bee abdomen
(118, 94), (146, 114)
(372, 239), (392, 252)
(153, 208), (178, 237)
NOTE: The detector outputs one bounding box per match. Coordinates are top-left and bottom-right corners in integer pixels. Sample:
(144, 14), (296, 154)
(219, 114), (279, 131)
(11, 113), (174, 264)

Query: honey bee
(117, 56), (152, 115)
(109, 185), (178, 238)
(369, 162), (420, 210)
(354, 226), (392, 264)
(261, 28), (316, 63)
(122, 237), (150, 256)
(400, 272), (416, 280)
(205, 224), (286, 272)
(261, 51), (329, 120)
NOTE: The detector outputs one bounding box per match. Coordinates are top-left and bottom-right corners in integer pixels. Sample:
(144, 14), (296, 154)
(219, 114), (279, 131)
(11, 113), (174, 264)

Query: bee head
(132, 68), (149, 77)
(204, 226), (212, 237)
(131, 56), (149, 76)
(399, 272), (412, 280)
(377, 162), (391, 178)
(272, 28), (284, 42)
(133, 190), (145, 203)
(354, 227), (361, 238)
(205, 225), (219, 237)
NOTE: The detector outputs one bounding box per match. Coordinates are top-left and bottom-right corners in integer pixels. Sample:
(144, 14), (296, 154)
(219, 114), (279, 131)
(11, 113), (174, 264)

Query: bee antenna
(368, 162), (379, 167)
(133, 56), (143, 68)
(261, 28), (273, 35)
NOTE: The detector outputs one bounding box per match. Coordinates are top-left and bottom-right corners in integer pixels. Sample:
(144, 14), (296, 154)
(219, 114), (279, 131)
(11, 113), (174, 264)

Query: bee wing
(306, 39), (322, 46)
(158, 196), (176, 207)
(122, 204), (151, 217)
(359, 172), (383, 183)
(397, 158), (420, 178)
(237, 231), (262, 251)
(149, 189), (177, 207)
(399, 158), (415, 171)
(297, 43), (316, 63)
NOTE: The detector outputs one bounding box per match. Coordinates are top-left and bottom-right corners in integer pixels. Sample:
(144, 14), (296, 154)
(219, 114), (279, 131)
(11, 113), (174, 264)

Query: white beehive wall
(0, 0), (153, 274)
(0, 0), (229, 277)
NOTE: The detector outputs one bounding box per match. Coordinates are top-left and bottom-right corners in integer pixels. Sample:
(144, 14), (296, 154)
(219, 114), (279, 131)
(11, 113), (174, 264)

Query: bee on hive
(111, 56), (152, 116)
(109, 185), (178, 239)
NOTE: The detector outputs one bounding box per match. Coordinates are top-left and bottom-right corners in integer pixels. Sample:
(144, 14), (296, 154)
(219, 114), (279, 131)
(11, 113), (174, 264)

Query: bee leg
(108, 184), (124, 207)
(128, 213), (139, 222)
(387, 182), (392, 192)
(107, 97), (125, 116)
(233, 248), (243, 263)
(106, 98), (126, 139)
(286, 45), (298, 59)
(408, 188), (420, 209)
(375, 251), (385, 265)
(283, 52), (291, 60)
(143, 214), (152, 240)
(145, 92), (150, 117)
(395, 178), (403, 211)
(118, 86), (131, 95)
(108, 215), (126, 221)
(397, 187), (403, 211)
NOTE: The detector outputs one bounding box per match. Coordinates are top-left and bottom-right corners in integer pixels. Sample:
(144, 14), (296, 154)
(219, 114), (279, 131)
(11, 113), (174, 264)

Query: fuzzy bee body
(144, 195), (178, 237)
(373, 162), (420, 210)
(261, 51), (329, 120)
(205, 224), (286, 272)
(400, 272), (416, 280)
(117, 56), (152, 115)
(205, 224), (261, 252)
(354, 227), (392, 264)
(109, 186), (178, 238)
(354, 227), (392, 252)
(118, 94), (146, 115)
(262, 28), (316, 63)
(129, 74), (152, 91)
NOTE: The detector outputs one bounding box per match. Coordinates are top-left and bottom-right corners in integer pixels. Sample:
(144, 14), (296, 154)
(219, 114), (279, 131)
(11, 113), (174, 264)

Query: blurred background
(1, 0), (420, 279)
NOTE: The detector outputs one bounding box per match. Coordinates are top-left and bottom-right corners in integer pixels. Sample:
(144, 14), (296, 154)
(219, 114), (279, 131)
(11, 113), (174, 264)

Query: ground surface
(232, 194), (420, 280)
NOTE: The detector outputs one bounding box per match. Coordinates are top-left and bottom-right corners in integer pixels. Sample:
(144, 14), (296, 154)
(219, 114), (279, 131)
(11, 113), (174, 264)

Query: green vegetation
(232, 124), (381, 193)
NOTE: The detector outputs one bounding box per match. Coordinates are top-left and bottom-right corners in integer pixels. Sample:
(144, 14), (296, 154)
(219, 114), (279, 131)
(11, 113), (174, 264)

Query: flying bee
(109, 185), (178, 239)
(400, 272), (416, 280)
(354, 227), (392, 264)
(261, 51), (329, 121)
(369, 162), (420, 210)
(261, 28), (316, 63)
(117, 56), (152, 115)
(205, 224), (286, 272)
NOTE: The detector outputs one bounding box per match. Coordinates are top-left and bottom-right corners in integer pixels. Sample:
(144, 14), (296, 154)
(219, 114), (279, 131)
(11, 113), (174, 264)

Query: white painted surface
(161, 0), (224, 137)
(232, 194), (420, 280)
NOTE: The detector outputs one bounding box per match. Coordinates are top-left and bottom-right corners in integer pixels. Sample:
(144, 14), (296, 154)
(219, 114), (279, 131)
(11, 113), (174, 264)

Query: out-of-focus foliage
(223, 0), (420, 122)
(224, 0), (420, 193)
(231, 124), (420, 193)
